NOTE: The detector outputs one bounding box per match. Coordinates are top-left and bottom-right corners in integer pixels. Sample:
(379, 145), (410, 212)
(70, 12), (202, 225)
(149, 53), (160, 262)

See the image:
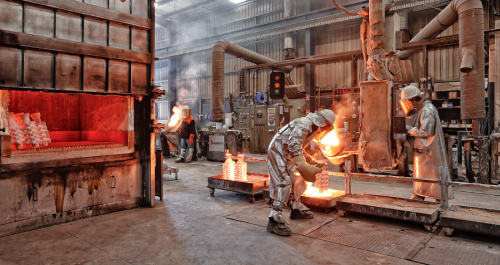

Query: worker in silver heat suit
(399, 85), (453, 201)
(266, 109), (335, 236)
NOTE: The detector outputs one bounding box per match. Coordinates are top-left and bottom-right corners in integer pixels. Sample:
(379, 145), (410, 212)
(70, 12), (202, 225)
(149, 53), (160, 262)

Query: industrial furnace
(0, 0), (158, 236)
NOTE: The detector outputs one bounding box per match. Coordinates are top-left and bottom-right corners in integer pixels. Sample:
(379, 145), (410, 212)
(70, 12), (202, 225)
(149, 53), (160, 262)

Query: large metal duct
(283, 0), (295, 59)
(211, 40), (293, 121)
(397, 0), (485, 119)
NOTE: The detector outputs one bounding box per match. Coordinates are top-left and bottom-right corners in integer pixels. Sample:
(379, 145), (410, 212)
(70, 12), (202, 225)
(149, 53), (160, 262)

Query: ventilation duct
(397, 0), (485, 119)
(211, 40), (293, 121)
(283, 0), (295, 59)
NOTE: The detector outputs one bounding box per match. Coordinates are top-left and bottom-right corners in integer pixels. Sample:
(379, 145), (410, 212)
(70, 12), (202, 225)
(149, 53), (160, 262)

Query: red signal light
(275, 76), (280, 81)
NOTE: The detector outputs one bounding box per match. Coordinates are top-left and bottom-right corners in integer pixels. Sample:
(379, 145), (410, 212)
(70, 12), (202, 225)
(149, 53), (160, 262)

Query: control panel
(234, 107), (252, 152)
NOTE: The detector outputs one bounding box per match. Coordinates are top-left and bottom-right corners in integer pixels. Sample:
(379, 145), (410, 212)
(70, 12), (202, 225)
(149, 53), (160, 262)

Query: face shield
(399, 99), (415, 117)
(182, 108), (191, 119)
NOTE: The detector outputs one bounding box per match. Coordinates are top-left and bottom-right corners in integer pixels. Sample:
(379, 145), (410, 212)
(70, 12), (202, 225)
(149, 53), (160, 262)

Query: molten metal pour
(301, 131), (345, 198)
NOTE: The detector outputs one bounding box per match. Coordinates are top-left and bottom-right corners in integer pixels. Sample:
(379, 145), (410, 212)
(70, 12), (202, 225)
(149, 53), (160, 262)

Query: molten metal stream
(320, 131), (339, 148)
(303, 182), (345, 198)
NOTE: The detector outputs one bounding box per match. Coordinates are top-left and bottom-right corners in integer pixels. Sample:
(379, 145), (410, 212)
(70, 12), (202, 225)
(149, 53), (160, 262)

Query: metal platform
(440, 205), (500, 237)
(412, 230), (500, 265)
(336, 193), (440, 225)
(208, 173), (269, 203)
(262, 188), (345, 213)
(226, 203), (337, 235)
(300, 194), (346, 214)
(307, 218), (434, 259)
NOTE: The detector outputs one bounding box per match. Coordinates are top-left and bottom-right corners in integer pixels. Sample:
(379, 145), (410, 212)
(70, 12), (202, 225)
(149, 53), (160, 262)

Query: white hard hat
(318, 109), (335, 126)
(400, 85), (424, 101)
(183, 105), (190, 110)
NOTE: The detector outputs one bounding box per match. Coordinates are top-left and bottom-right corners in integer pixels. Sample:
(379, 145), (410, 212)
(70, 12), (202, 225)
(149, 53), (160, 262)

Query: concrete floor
(0, 157), (499, 265)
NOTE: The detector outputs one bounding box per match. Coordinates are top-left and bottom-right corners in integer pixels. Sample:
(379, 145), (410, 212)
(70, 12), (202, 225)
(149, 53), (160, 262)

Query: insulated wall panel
(56, 11), (82, 42)
(108, 60), (129, 93)
(56, 53), (81, 91)
(109, 0), (130, 14)
(83, 57), (106, 92)
(0, 0), (22, 32)
(131, 63), (147, 94)
(359, 81), (393, 169)
(132, 0), (148, 18)
(132, 28), (148, 52)
(84, 17), (107, 46)
(24, 5), (54, 38)
(24, 50), (53, 88)
(109, 23), (130, 50)
(85, 0), (107, 8)
(0, 47), (22, 87)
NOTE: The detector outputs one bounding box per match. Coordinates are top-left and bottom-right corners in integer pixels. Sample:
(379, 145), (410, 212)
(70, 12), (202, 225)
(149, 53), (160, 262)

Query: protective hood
(305, 112), (327, 127)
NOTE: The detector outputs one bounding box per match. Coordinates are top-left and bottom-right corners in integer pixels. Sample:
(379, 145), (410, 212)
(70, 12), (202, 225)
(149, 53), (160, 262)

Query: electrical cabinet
(235, 105), (291, 154)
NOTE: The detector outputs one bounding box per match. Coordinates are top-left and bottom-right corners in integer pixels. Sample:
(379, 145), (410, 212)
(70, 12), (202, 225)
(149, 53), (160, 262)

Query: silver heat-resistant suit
(409, 100), (454, 199)
(267, 112), (330, 223)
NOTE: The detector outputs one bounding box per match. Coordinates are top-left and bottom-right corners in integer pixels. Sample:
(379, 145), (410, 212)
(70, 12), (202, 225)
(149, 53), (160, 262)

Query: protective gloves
(293, 156), (322, 182)
(304, 153), (326, 168)
(189, 134), (195, 145)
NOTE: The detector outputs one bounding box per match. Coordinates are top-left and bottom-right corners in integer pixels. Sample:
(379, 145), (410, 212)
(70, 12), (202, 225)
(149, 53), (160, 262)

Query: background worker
(267, 109), (335, 236)
(399, 85), (454, 201)
(175, 106), (196, 163)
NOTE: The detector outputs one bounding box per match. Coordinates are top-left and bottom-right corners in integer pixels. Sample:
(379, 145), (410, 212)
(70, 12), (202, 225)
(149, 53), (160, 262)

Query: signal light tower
(270, 72), (285, 99)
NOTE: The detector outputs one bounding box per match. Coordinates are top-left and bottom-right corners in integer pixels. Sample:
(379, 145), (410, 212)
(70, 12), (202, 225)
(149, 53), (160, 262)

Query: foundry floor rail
(327, 161), (500, 210)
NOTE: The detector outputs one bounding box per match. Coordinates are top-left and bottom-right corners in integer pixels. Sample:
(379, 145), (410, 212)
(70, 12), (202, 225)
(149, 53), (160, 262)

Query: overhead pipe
(211, 40), (293, 121)
(397, 0), (485, 119)
(283, 0), (295, 59)
(460, 51), (474, 72)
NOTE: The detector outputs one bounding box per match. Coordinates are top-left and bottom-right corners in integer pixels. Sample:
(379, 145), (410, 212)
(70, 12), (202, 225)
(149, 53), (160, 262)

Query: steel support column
(305, 0), (315, 113)
(305, 28), (315, 113)
(496, 21), (500, 128)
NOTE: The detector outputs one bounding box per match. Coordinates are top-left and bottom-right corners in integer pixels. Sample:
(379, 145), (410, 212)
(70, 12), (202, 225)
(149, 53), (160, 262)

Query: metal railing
(330, 161), (500, 211)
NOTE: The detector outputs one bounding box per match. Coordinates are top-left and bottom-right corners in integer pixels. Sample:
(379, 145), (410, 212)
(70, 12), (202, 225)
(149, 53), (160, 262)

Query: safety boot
(266, 217), (292, 236)
(175, 148), (186, 163)
(185, 148), (194, 163)
(290, 209), (314, 219)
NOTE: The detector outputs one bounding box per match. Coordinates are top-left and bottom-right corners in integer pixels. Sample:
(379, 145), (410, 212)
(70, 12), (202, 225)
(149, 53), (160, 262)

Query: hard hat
(318, 109), (335, 126)
(183, 105), (190, 110)
(400, 85), (424, 101)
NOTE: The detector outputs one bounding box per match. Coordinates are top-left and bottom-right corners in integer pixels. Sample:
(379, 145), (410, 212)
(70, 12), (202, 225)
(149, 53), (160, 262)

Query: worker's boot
(175, 148), (186, 163)
(290, 209), (314, 219)
(185, 148), (194, 163)
(266, 217), (292, 236)
(289, 200), (314, 219)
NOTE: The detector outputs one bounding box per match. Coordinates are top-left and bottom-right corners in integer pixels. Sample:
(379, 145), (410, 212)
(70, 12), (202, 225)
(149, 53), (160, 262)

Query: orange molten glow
(168, 106), (183, 127)
(303, 182), (345, 198)
(399, 99), (413, 116)
(320, 130), (339, 147)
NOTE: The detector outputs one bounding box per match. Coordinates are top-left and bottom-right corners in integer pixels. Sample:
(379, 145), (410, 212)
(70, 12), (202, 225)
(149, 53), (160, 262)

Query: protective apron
(268, 112), (328, 223)
(409, 100), (454, 199)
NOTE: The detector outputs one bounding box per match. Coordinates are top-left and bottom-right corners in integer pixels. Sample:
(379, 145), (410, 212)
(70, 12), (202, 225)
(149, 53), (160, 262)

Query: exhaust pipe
(211, 40), (293, 122)
(397, 0), (485, 119)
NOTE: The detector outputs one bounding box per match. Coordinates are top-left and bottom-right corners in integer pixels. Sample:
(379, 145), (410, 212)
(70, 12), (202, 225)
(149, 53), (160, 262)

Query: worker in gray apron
(399, 85), (454, 201)
(267, 109), (335, 236)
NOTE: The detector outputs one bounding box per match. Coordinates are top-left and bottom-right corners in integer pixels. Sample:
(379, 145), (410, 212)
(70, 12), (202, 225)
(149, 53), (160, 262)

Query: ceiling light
(229, 0), (246, 3)
(154, 1), (158, 7)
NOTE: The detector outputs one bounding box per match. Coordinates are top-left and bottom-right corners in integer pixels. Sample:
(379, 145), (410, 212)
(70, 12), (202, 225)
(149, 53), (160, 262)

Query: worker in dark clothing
(175, 105), (196, 163)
